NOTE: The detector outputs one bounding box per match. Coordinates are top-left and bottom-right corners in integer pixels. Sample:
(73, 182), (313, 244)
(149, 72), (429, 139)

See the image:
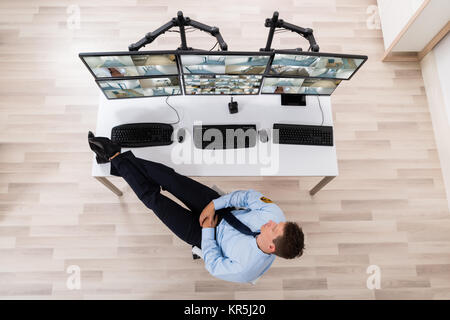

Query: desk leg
(94, 177), (123, 196)
(309, 176), (335, 196)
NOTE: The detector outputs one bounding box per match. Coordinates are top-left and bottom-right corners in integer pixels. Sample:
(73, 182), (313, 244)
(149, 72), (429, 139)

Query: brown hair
(273, 222), (304, 259)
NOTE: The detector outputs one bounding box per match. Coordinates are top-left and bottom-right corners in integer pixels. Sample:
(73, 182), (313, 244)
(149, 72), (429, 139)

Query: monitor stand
(281, 94), (307, 106)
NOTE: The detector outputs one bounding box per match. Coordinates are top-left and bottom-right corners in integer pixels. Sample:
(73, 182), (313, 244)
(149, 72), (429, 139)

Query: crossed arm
(198, 189), (275, 282)
(199, 189), (273, 227)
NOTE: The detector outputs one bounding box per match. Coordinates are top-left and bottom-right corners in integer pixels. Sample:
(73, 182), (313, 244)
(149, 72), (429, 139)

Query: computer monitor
(261, 77), (342, 96)
(179, 52), (271, 95)
(184, 74), (262, 95)
(268, 50), (368, 80)
(261, 77), (342, 106)
(79, 51), (179, 78)
(96, 76), (181, 99)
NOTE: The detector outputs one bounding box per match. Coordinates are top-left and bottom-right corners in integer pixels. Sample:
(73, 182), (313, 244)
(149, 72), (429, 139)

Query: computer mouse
(177, 128), (186, 143)
(258, 129), (269, 143)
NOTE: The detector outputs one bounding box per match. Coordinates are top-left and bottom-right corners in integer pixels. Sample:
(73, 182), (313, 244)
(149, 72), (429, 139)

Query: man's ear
(268, 243), (276, 253)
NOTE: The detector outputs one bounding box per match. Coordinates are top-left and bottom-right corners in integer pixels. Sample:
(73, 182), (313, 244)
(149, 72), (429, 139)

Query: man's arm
(212, 189), (278, 212)
(201, 228), (246, 283)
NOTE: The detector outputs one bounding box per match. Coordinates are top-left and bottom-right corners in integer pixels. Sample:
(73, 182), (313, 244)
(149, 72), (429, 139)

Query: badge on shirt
(260, 196), (273, 203)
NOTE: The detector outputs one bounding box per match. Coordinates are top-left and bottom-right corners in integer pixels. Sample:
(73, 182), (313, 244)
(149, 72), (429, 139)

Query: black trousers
(110, 151), (226, 249)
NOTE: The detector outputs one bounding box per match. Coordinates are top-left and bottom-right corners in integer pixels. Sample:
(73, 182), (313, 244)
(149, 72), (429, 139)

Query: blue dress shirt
(201, 189), (286, 283)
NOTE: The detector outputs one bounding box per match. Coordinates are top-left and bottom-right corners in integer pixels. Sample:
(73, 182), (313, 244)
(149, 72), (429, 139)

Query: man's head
(257, 220), (304, 259)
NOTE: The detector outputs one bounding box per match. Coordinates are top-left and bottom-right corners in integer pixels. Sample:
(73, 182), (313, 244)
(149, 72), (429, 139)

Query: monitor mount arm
(260, 11), (320, 52)
(128, 11), (228, 51)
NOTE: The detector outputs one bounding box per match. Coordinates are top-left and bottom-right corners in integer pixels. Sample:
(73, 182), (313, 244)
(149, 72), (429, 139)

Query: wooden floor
(1, 0), (450, 300)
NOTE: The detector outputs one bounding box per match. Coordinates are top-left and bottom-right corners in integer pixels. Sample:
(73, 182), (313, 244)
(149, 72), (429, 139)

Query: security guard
(200, 190), (304, 283)
(88, 132), (305, 283)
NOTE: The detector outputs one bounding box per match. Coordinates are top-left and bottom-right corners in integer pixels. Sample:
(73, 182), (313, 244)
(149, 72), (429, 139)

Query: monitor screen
(96, 76), (181, 99)
(180, 53), (271, 75)
(269, 51), (367, 80)
(80, 52), (179, 78)
(261, 77), (342, 96)
(184, 74), (262, 95)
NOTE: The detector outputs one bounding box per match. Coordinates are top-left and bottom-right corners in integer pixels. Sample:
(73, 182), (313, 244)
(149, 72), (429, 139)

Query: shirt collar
(251, 235), (272, 257)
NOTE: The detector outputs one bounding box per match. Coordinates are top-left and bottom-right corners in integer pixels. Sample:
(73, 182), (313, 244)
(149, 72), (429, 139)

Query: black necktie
(217, 209), (260, 237)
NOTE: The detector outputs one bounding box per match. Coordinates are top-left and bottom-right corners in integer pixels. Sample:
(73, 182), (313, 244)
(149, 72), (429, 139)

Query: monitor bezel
(177, 50), (273, 57)
(260, 76), (342, 97)
(95, 74), (183, 100)
(79, 50), (181, 80)
(268, 49), (368, 81)
(178, 50), (271, 96)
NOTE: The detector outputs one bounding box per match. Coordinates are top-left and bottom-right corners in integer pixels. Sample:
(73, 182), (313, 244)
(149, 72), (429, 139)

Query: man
(88, 132), (305, 283)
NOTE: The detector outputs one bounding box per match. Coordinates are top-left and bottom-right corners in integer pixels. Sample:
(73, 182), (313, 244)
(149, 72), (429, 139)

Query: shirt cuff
(212, 197), (227, 210)
(202, 228), (215, 240)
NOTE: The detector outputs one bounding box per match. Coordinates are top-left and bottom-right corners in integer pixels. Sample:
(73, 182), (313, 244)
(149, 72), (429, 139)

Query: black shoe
(88, 131), (121, 163)
(88, 132), (109, 164)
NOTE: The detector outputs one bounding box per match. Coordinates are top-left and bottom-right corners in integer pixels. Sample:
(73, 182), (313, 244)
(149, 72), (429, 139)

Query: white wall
(377, 0), (426, 50)
(433, 34), (450, 125)
(395, 0), (450, 51)
(421, 33), (450, 210)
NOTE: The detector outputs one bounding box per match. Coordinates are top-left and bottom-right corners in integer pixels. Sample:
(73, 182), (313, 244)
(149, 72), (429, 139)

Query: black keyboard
(193, 124), (257, 149)
(273, 123), (333, 146)
(111, 123), (173, 147)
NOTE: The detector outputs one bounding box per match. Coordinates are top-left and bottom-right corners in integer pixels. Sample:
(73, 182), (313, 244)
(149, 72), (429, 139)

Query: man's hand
(199, 201), (217, 228)
(201, 214), (219, 228)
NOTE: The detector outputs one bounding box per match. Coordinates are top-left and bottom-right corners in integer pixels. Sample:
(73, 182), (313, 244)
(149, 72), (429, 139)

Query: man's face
(258, 220), (286, 253)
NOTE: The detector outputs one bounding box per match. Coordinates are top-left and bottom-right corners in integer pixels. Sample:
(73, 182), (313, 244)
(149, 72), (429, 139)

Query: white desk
(92, 94), (338, 196)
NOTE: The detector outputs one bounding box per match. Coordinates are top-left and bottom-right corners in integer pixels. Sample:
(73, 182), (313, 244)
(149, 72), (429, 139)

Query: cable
(167, 29), (197, 33)
(209, 41), (218, 51)
(317, 96), (324, 126)
(209, 41), (219, 51)
(165, 96), (181, 125)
